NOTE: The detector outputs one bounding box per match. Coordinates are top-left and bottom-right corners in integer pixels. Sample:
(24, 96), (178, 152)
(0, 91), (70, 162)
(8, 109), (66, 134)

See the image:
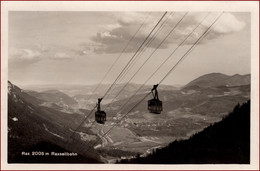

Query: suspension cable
(103, 12), (175, 106)
(159, 12), (224, 84)
(85, 92), (152, 152)
(112, 12), (175, 88)
(86, 12), (224, 152)
(78, 12), (172, 136)
(101, 12), (168, 100)
(138, 12), (211, 90)
(104, 12), (208, 114)
(73, 12), (151, 124)
(87, 12), (151, 103)
(69, 12), (167, 140)
(104, 12), (188, 111)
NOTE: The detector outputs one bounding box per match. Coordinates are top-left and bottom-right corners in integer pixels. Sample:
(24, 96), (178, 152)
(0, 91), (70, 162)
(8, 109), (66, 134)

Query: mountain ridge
(184, 73), (250, 89)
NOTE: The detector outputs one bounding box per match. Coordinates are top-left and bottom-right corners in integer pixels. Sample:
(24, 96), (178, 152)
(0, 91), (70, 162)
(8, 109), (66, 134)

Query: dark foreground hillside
(120, 100), (250, 164)
(8, 81), (101, 163)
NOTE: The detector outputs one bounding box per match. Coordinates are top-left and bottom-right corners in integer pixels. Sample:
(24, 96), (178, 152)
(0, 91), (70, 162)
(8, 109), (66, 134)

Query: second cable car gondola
(148, 84), (163, 114)
(95, 98), (106, 124)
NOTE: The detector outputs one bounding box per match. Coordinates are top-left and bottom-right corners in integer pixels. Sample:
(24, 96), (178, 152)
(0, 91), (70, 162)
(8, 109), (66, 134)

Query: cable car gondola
(148, 84), (162, 114)
(95, 98), (106, 124)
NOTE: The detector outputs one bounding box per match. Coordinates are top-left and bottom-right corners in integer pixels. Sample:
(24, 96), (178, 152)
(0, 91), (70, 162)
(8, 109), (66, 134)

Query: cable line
(70, 12), (151, 140)
(82, 12), (170, 132)
(101, 12), (168, 100)
(69, 12), (167, 139)
(159, 12), (224, 84)
(114, 13), (211, 115)
(104, 12), (188, 111)
(86, 12), (224, 152)
(69, 107), (97, 139)
(86, 92), (152, 152)
(141, 12), (211, 89)
(75, 12), (151, 122)
(88, 12), (151, 102)
(112, 12), (175, 87)
(103, 12), (174, 106)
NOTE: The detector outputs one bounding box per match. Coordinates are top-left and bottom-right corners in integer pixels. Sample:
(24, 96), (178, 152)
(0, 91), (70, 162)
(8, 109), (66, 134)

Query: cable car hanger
(95, 98), (106, 124)
(148, 84), (163, 114)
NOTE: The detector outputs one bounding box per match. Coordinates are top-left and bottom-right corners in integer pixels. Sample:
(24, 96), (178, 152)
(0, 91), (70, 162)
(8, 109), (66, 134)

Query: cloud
(9, 46), (77, 64)
(91, 12), (247, 54)
(9, 48), (42, 63)
(183, 12), (247, 43)
(207, 13), (246, 34)
(72, 42), (98, 56)
(52, 52), (73, 60)
(91, 12), (163, 54)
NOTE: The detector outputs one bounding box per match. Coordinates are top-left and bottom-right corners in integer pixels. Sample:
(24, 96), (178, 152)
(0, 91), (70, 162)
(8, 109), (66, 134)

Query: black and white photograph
(1, 1), (259, 170)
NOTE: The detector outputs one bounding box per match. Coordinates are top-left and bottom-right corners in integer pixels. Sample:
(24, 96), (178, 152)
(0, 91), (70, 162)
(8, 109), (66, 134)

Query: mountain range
(7, 73), (250, 163)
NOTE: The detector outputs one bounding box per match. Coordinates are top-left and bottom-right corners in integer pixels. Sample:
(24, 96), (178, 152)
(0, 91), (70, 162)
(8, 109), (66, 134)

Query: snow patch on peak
(13, 94), (18, 102)
(12, 117), (18, 121)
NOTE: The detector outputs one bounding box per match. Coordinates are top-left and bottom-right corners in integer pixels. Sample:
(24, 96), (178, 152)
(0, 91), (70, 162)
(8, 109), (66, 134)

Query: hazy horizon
(10, 72), (251, 90)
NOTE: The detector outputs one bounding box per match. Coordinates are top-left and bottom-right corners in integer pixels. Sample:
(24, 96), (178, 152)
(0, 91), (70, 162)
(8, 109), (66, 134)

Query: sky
(8, 11), (251, 86)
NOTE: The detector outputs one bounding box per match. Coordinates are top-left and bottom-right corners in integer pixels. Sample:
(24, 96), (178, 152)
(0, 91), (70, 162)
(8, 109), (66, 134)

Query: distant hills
(26, 89), (78, 108)
(184, 73), (250, 89)
(107, 73), (250, 116)
(19, 73), (250, 109)
(120, 100), (250, 164)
